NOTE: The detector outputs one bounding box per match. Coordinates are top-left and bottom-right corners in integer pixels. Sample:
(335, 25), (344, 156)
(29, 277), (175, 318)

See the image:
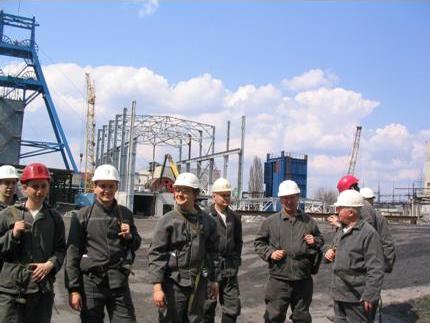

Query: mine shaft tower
(0, 11), (77, 171)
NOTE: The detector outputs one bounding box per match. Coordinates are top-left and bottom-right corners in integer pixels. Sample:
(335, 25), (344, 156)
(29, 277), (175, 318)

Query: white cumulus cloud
(5, 63), (428, 196)
(128, 0), (159, 17)
(282, 69), (339, 92)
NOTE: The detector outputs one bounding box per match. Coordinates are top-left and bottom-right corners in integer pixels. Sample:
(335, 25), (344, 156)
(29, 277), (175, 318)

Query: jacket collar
(280, 208), (302, 221)
(95, 198), (117, 212)
(341, 219), (366, 235)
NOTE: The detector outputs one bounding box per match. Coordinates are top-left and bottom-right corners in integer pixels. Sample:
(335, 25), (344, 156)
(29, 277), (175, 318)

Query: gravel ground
(50, 217), (430, 323)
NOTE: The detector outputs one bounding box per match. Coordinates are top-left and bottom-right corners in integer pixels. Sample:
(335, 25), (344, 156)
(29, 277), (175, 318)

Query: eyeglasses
(174, 187), (194, 194)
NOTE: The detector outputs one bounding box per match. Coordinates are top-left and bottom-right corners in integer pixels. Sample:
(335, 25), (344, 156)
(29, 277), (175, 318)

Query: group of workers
(0, 162), (395, 323)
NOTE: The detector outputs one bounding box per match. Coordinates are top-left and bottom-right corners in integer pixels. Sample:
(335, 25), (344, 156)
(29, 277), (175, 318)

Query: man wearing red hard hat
(0, 163), (65, 322)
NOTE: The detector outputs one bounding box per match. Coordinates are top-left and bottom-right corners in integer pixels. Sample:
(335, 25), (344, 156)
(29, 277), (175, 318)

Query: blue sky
(2, 1), (430, 195)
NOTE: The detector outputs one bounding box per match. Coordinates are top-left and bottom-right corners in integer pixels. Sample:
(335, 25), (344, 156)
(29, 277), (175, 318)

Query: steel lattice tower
(0, 11), (77, 171)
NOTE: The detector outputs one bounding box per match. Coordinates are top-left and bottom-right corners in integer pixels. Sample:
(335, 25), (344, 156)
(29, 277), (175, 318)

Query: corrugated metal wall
(0, 98), (24, 165)
(264, 151), (308, 198)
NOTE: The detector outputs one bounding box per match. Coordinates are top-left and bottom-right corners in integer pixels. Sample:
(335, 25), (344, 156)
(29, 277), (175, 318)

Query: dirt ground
(50, 216), (430, 323)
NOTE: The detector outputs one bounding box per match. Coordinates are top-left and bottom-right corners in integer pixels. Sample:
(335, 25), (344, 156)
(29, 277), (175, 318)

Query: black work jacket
(208, 204), (242, 278)
(65, 199), (141, 292)
(0, 202), (65, 295)
(148, 205), (219, 287)
(254, 209), (324, 281)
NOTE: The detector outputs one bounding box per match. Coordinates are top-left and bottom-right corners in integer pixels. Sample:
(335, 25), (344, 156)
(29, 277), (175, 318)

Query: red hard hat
(21, 163), (51, 184)
(337, 175), (359, 193)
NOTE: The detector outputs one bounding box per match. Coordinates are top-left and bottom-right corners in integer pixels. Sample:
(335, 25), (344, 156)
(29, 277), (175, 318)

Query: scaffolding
(95, 105), (245, 209)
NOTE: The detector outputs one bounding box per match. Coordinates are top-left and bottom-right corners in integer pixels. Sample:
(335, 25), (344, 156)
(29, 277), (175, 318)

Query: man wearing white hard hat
(324, 190), (384, 323)
(203, 178), (242, 323)
(332, 177), (396, 274)
(255, 180), (324, 323)
(360, 187), (375, 203)
(0, 165), (19, 210)
(148, 172), (219, 323)
(65, 164), (142, 322)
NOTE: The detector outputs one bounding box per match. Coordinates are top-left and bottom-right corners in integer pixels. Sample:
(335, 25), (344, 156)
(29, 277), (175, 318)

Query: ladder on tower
(83, 73), (96, 192)
(347, 126), (362, 175)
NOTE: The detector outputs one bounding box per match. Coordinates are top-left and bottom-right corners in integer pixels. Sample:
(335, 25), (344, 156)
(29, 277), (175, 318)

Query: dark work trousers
(203, 276), (241, 323)
(334, 301), (377, 323)
(264, 276), (313, 323)
(0, 291), (54, 323)
(159, 277), (207, 323)
(80, 273), (136, 323)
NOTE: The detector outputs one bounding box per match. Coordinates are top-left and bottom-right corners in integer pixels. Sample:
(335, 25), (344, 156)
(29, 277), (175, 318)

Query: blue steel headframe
(0, 11), (77, 172)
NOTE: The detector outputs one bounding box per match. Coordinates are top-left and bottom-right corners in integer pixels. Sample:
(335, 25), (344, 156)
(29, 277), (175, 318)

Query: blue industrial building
(264, 151), (308, 198)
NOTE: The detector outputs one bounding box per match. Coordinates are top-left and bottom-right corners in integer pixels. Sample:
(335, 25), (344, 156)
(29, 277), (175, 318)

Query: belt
(88, 264), (109, 273)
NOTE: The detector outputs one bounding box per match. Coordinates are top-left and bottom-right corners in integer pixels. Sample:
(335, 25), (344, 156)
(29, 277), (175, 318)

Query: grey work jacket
(361, 201), (396, 273)
(65, 199), (142, 292)
(0, 202), (65, 295)
(0, 202), (8, 211)
(254, 209), (324, 281)
(209, 204), (243, 278)
(330, 220), (384, 304)
(148, 205), (219, 287)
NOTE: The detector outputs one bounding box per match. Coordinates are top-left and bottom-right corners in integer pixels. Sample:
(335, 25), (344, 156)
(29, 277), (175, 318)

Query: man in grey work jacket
(325, 190), (384, 323)
(149, 172), (219, 323)
(336, 175), (396, 273)
(255, 180), (324, 323)
(0, 165), (20, 211)
(203, 178), (242, 323)
(65, 164), (141, 323)
(0, 162), (66, 323)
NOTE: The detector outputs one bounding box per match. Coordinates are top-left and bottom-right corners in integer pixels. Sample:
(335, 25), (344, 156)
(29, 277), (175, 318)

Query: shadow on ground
(382, 303), (418, 322)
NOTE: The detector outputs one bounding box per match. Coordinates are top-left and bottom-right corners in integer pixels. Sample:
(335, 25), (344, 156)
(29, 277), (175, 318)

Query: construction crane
(147, 154), (179, 193)
(83, 73), (96, 192)
(160, 153), (180, 179)
(347, 125), (362, 175)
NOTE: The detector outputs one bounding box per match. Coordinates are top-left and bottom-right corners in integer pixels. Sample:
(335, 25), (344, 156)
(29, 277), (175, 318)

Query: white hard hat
(212, 178), (232, 193)
(360, 187), (375, 199)
(278, 180), (300, 197)
(0, 165), (19, 180)
(173, 172), (200, 189)
(92, 164), (120, 182)
(334, 189), (364, 207)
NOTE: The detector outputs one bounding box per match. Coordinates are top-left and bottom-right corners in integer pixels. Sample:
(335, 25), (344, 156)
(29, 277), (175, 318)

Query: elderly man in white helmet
(203, 178), (242, 323)
(325, 190), (384, 323)
(65, 164), (142, 323)
(0, 165), (19, 210)
(148, 172), (219, 323)
(255, 180), (324, 323)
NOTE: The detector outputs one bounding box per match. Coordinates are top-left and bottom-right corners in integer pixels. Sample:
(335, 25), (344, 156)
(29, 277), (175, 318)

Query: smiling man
(0, 162), (66, 323)
(255, 180), (324, 323)
(148, 172), (219, 323)
(65, 164), (141, 323)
